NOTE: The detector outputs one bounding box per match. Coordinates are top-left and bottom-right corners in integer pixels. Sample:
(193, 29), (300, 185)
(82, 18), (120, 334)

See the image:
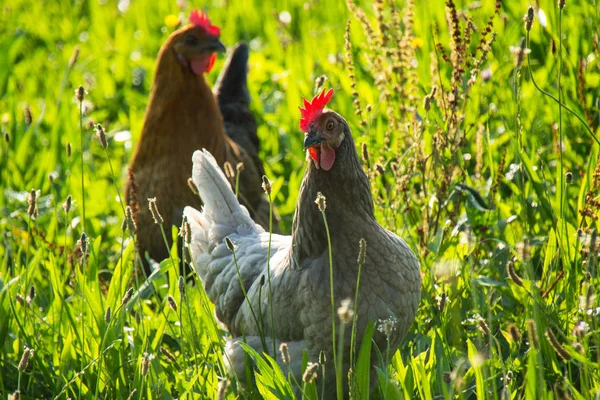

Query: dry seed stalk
(506, 259), (523, 286)
(545, 328), (571, 361)
(527, 319), (539, 349)
(161, 347), (177, 363)
(280, 343), (290, 365)
(167, 295), (177, 312)
(18, 348), (33, 372)
(148, 198), (163, 225)
(508, 323), (521, 343)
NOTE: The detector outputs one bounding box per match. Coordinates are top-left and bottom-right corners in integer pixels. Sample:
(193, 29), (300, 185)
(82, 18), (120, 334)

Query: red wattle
(308, 147), (319, 162)
(206, 53), (217, 73)
(320, 146), (335, 171)
(190, 53), (217, 75)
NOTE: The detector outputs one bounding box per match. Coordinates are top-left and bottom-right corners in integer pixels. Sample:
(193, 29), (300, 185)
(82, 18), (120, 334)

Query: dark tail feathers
(214, 42), (250, 106)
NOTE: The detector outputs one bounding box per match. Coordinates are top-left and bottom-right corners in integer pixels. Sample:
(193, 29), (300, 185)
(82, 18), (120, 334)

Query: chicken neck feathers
(290, 131), (375, 267)
(130, 40), (226, 167)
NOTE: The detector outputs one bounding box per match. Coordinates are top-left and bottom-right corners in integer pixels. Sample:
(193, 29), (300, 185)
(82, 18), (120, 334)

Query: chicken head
(172, 10), (226, 75)
(300, 89), (348, 171)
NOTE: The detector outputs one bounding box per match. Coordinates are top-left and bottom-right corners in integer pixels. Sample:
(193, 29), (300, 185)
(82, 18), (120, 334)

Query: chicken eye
(326, 120), (335, 131)
(184, 34), (199, 46)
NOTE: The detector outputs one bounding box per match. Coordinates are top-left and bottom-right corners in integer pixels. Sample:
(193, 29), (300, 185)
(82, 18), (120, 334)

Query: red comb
(299, 89), (334, 132)
(189, 9), (220, 36)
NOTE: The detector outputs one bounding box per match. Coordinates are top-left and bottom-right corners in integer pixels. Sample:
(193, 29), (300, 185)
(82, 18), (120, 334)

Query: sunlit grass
(1, 0), (600, 398)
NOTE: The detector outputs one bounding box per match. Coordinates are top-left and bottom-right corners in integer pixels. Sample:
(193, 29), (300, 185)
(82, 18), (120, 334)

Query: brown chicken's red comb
(299, 89), (334, 132)
(189, 9), (220, 36)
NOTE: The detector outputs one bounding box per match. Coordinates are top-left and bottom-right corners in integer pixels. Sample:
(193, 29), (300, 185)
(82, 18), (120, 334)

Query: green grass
(1, 0), (600, 398)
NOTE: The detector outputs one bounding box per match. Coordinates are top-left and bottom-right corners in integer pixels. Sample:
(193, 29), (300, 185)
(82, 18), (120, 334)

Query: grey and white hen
(184, 89), (420, 397)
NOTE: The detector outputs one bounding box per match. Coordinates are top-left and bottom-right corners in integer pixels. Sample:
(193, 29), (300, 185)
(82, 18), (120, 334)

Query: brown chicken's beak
(203, 37), (226, 53)
(303, 130), (323, 151)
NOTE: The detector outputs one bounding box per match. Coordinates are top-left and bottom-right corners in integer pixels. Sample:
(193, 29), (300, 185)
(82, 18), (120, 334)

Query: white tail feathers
(190, 149), (239, 218)
(183, 149), (259, 256)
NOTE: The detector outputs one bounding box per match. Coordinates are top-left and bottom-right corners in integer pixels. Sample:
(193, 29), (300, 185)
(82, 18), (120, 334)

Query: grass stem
(228, 238), (268, 353)
(265, 186), (276, 358)
(78, 98), (86, 232)
(318, 206), (342, 400)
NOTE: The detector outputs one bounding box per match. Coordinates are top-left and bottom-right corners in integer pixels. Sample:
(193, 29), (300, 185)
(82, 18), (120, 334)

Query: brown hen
(126, 10), (274, 270)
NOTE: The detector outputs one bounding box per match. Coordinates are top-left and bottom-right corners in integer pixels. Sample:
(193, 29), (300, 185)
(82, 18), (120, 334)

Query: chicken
(183, 89), (421, 396)
(125, 10), (274, 270)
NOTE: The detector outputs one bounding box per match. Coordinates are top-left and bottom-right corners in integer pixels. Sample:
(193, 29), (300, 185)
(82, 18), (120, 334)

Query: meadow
(1, 0), (600, 398)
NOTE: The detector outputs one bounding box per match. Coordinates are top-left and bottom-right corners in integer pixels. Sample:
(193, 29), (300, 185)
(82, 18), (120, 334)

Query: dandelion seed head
(161, 346), (177, 362)
(357, 238), (367, 265)
(377, 316), (397, 337)
(178, 276), (186, 296)
(27, 189), (38, 218)
(279, 343), (290, 365)
(315, 192), (326, 212)
(27, 285), (35, 305)
(121, 287), (134, 306)
(125, 205), (136, 233)
(225, 237), (235, 252)
(69, 46), (80, 68)
(337, 298), (354, 325)
(278, 11), (291, 25)
(95, 124), (108, 149)
(319, 350), (326, 365)
(167, 295), (178, 312)
(148, 197), (163, 225)
(141, 352), (154, 375)
(545, 328), (571, 361)
(18, 347), (33, 372)
(508, 323), (521, 343)
(75, 85), (87, 102)
(302, 362), (319, 383)
(478, 318), (491, 336)
(524, 6), (534, 31)
(527, 319), (539, 348)
(506, 259), (523, 287)
(566, 171), (573, 184)
(262, 175), (272, 194)
(78, 232), (88, 256)
(24, 106), (32, 125)
(224, 161), (235, 178)
(315, 75), (327, 90)
(361, 142), (369, 163)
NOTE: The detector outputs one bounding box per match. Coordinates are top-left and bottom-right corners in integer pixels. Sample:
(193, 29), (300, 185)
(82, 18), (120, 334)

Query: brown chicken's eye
(326, 120), (335, 131)
(184, 34), (199, 46)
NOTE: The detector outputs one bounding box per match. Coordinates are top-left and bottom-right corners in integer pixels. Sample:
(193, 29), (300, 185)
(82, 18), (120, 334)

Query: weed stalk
(316, 193), (342, 400)
(263, 176), (277, 358)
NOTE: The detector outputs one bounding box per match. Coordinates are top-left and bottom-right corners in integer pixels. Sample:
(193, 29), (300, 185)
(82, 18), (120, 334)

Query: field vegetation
(1, 0), (600, 398)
